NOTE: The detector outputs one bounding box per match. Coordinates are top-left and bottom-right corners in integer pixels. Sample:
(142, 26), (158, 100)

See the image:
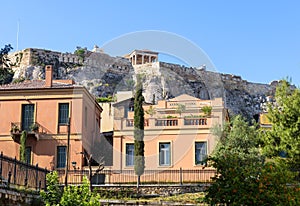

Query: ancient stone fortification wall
(9, 48), (82, 67)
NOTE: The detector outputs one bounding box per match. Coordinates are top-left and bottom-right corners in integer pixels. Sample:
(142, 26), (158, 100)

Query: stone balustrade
(114, 117), (211, 131)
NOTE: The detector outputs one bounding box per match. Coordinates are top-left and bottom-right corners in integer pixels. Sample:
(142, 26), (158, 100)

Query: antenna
(16, 20), (20, 51)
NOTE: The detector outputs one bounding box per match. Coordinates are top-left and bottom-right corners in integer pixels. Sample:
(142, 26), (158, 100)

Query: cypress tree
(20, 130), (27, 163)
(134, 76), (145, 191)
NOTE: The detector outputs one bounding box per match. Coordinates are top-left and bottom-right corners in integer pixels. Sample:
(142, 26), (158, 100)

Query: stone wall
(95, 184), (208, 196)
(0, 187), (41, 205)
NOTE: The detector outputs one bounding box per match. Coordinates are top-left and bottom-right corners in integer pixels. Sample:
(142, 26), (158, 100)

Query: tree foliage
(205, 115), (300, 205)
(263, 80), (300, 171)
(60, 177), (100, 206)
(125, 79), (135, 91)
(201, 105), (212, 116)
(0, 44), (13, 66)
(145, 106), (156, 117)
(19, 130), (27, 163)
(41, 171), (100, 206)
(0, 44), (14, 84)
(134, 76), (145, 178)
(74, 47), (86, 62)
(175, 104), (186, 117)
(40, 171), (62, 206)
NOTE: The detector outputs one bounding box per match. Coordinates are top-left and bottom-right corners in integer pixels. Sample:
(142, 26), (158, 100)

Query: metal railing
(57, 168), (216, 185)
(0, 152), (49, 190)
(11, 122), (48, 134)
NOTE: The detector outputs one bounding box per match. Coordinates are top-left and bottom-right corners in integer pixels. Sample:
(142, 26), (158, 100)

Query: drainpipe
(120, 135), (123, 172)
(64, 117), (71, 187)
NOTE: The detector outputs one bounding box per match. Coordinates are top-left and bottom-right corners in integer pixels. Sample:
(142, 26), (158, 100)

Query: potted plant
(30, 123), (39, 132)
(11, 124), (20, 133)
(201, 106), (212, 117)
(145, 106), (156, 117)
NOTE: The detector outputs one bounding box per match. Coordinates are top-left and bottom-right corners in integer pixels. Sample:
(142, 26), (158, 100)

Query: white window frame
(125, 143), (134, 167)
(159, 142), (171, 166)
(195, 141), (208, 165)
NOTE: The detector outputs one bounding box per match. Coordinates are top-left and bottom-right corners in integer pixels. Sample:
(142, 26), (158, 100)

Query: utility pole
(64, 117), (71, 187)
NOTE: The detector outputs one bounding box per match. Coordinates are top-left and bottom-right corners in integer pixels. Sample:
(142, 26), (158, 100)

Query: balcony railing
(125, 119), (149, 127)
(114, 117), (211, 131)
(10, 122), (47, 141)
(184, 118), (207, 125)
(155, 119), (178, 126)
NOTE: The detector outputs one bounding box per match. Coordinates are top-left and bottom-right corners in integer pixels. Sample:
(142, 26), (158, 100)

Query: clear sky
(1, 0), (300, 85)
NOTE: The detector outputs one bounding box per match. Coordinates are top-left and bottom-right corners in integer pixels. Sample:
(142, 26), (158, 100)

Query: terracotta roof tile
(0, 80), (79, 90)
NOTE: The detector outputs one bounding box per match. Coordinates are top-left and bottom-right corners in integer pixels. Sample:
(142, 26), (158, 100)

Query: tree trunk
(88, 160), (92, 192)
(137, 175), (140, 194)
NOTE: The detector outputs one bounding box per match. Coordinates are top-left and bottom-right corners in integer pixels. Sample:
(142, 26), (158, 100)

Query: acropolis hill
(8, 47), (278, 120)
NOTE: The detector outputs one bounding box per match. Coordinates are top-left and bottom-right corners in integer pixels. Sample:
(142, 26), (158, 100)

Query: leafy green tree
(145, 105), (156, 117)
(40, 171), (62, 206)
(19, 130), (27, 163)
(74, 47), (86, 62)
(0, 44), (14, 84)
(125, 79), (135, 91)
(41, 172), (100, 206)
(175, 104), (186, 117)
(0, 44), (13, 66)
(205, 115), (299, 205)
(60, 177), (100, 206)
(134, 76), (145, 191)
(262, 80), (300, 172)
(205, 116), (263, 205)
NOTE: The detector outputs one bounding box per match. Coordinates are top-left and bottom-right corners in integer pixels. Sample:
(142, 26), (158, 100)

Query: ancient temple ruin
(124, 49), (158, 65)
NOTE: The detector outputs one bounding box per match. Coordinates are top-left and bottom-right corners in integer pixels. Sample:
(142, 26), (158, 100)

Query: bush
(96, 96), (115, 103)
(60, 177), (100, 206)
(41, 172), (100, 206)
(40, 171), (62, 206)
(201, 106), (212, 116)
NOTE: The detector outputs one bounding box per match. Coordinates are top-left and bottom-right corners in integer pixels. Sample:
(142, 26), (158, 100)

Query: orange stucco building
(0, 65), (102, 171)
(113, 94), (226, 171)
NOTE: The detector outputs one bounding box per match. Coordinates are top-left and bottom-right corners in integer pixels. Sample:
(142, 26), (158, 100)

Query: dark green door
(22, 104), (34, 131)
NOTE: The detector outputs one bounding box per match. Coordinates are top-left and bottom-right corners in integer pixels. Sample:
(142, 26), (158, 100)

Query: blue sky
(1, 1), (300, 85)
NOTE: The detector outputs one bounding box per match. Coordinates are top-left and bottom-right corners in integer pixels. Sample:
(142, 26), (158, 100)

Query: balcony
(114, 117), (211, 131)
(125, 119), (149, 127)
(155, 119), (178, 126)
(10, 122), (46, 142)
(184, 118), (208, 125)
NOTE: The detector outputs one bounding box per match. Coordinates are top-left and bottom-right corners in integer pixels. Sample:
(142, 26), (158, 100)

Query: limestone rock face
(9, 48), (276, 120)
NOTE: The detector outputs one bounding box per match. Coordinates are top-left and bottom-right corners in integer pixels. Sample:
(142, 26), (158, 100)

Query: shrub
(60, 177), (100, 206)
(201, 106), (212, 116)
(41, 172), (100, 206)
(40, 171), (62, 206)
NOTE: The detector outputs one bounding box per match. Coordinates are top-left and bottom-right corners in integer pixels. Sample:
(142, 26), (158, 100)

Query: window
(57, 146), (66, 168)
(159, 143), (171, 166)
(125, 143), (134, 166)
(58, 103), (69, 124)
(25, 147), (31, 164)
(22, 104), (34, 131)
(195, 142), (207, 165)
(85, 106), (87, 128)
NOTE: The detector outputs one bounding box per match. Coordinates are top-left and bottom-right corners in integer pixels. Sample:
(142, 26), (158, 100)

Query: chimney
(45, 65), (53, 87)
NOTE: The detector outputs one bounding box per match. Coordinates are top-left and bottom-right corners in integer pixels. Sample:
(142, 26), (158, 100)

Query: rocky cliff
(8, 48), (277, 120)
